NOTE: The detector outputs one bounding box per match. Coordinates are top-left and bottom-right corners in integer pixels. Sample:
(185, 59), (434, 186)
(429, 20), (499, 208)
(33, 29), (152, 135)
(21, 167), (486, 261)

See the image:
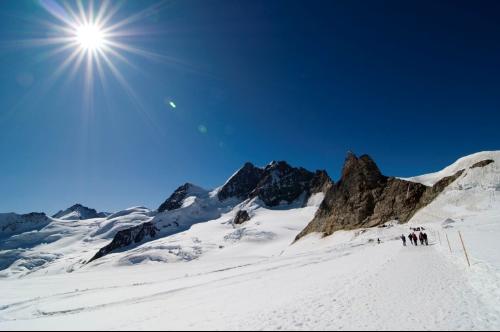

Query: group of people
(401, 231), (429, 246)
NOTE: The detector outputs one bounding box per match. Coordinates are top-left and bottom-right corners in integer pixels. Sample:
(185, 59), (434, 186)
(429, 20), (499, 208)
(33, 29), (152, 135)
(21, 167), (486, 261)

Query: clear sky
(0, 0), (499, 214)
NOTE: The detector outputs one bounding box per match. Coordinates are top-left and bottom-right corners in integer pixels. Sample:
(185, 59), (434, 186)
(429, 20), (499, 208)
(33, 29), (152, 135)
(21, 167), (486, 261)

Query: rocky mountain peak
(219, 160), (333, 206)
(218, 162), (264, 202)
(264, 160), (287, 170)
(340, 153), (386, 191)
(252, 162), (325, 207)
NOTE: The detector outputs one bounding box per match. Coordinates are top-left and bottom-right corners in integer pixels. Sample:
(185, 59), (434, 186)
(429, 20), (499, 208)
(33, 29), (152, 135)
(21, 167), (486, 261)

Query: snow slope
(0, 225), (498, 330)
(87, 194), (323, 269)
(406, 151), (500, 316)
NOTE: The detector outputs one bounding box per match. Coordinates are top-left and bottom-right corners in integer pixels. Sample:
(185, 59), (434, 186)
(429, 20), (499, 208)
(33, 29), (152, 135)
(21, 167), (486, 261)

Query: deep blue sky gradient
(1, 0), (499, 214)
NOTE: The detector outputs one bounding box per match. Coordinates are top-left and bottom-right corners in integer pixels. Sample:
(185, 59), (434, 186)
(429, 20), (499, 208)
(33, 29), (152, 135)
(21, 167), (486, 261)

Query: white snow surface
(405, 151), (499, 186)
(1, 152), (500, 330)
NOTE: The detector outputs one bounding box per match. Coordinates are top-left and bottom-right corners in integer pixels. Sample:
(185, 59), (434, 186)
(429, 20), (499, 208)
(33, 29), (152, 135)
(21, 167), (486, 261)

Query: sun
(29, 0), (171, 110)
(76, 24), (106, 51)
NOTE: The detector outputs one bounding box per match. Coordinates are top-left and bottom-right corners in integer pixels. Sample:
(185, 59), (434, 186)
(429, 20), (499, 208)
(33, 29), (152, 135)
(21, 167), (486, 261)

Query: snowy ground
(0, 226), (498, 331)
(1, 151), (500, 330)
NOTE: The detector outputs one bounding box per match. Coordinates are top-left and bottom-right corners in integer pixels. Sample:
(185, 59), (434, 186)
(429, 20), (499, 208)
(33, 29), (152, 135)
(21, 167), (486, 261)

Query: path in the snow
(244, 244), (499, 331)
(0, 241), (498, 330)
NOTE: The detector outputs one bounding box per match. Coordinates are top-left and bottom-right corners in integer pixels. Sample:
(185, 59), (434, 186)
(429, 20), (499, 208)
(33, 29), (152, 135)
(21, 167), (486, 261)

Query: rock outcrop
(471, 159), (494, 169)
(233, 210), (251, 225)
(88, 222), (159, 263)
(295, 153), (464, 241)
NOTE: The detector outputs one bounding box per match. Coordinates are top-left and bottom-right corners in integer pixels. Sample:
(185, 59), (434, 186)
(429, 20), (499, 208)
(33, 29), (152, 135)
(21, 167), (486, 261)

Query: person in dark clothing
(419, 232), (424, 245)
(408, 234), (414, 245)
(413, 233), (418, 246)
(401, 235), (407, 246)
(423, 232), (429, 246)
(377, 238), (381, 245)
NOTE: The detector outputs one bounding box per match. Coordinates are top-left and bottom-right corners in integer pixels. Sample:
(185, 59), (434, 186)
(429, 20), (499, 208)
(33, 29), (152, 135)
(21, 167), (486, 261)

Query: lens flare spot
(197, 125), (208, 134)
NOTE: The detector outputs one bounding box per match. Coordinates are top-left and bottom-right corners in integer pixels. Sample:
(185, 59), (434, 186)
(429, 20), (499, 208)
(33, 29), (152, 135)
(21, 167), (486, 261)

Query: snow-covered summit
(52, 204), (109, 220)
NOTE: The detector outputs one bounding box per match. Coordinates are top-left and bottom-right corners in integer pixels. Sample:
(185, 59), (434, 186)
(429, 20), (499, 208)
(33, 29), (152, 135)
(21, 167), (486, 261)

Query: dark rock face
(295, 153), (464, 241)
(309, 170), (334, 195)
(52, 204), (107, 220)
(218, 161), (333, 207)
(234, 210), (251, 225)
(471, 159), (494, 169)
(218, 163), (265, 201)
(88, 222), (159, 263)
(251, 161), (329, 207)
(22, 212), (49, 221)
(158, 183), (195, 212)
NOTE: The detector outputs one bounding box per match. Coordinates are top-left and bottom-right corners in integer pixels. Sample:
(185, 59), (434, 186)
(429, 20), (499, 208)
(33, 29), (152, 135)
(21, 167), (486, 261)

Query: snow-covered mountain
(1, 152), (499, 330)
(88, 160), (332, 264)
(0, 161), (331, 277)
(0, 212), (50, 241)
(52, 204), (109, 220)
(0, 207), (153, 278)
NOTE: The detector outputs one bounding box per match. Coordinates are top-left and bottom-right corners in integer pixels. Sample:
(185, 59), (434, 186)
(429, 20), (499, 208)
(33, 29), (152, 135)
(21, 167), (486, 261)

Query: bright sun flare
(76, 24), (105, 51)
(32, 0), (169, 108)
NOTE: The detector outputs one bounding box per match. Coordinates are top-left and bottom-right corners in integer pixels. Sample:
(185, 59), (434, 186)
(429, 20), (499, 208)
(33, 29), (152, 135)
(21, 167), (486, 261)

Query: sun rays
(30, 0), (172, 111)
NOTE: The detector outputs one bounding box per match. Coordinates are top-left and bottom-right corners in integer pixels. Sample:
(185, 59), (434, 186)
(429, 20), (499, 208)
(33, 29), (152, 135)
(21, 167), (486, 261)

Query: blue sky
(0, 0), (499, 214)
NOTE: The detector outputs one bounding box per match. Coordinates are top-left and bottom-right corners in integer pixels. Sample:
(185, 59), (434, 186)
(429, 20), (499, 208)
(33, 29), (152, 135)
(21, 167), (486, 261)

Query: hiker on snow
(413, 233), (418, 246)
(423, 232), (429, 246)
(419, 232), (425, 245)
(401, 235), (407, 246)
(408, 234), (414, 245)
